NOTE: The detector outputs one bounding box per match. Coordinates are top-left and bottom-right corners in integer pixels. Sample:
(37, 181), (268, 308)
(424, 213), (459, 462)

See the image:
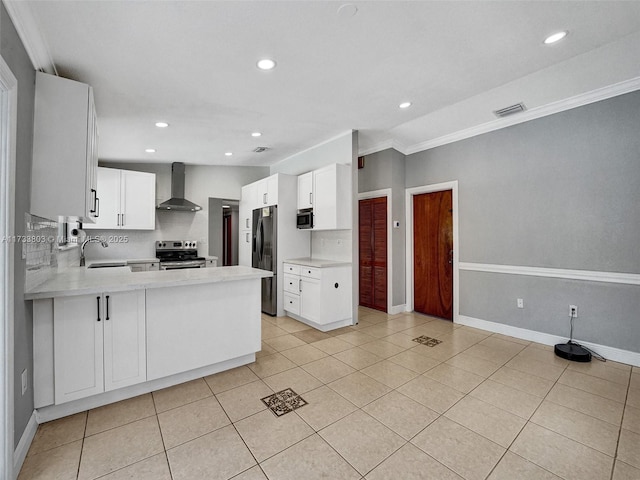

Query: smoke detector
(493, 102), (526, 118)
(253, 147), (270, 153)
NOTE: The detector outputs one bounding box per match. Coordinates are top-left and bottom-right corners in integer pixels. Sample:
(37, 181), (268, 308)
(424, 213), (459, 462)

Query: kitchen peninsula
(26, 265), (271, 422)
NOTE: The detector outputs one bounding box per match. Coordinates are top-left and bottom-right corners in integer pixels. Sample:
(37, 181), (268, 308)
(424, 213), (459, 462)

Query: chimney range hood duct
(156, 162), (202, 212)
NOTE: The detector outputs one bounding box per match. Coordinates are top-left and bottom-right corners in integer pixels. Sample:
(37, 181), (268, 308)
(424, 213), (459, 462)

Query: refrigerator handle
(256, 217), (263, 263)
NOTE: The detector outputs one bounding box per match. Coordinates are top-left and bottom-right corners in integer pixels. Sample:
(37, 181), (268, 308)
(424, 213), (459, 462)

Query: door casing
(358, 189), (392, 313)
(1, 55), (17, 480)
(405, 181), (459, 321)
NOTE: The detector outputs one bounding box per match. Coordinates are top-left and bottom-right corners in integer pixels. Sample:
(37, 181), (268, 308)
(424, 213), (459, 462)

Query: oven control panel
(156, 240), (198, 250)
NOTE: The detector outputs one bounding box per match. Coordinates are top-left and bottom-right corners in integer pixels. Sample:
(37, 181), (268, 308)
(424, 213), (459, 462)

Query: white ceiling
(8, 1), (640, 166)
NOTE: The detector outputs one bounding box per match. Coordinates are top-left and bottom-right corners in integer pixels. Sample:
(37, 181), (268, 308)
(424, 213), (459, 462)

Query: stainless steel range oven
(155, 240), (206, 270)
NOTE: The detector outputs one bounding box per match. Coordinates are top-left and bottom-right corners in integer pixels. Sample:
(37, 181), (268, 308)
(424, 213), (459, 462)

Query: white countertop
(25, 265), (272, 300)
(284, 257), (352, 268)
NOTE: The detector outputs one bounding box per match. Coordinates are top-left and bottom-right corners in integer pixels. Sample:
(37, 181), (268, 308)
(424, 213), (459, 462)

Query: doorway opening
(405, 181), (459, 322)
(359, 196), (388, 312)
(208, 198), (239, 266)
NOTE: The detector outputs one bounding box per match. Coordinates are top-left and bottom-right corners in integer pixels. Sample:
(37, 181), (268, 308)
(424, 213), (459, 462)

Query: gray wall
(359, 148), (406, 307)
(2, 2), (36, 447)
(406, 91), (640, 353)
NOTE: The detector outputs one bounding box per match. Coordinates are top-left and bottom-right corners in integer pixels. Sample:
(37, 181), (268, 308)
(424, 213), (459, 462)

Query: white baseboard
(285, 312), (352, 332)
(13, 410), (37, 477)
(457, 315), (640, 367)
(389, 304), (407, 315)
(35, 354), (254, 423)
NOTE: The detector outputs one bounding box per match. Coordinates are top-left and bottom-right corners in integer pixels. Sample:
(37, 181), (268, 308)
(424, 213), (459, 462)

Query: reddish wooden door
(359, 197), (387, 312)
(413, 190), (453, 320)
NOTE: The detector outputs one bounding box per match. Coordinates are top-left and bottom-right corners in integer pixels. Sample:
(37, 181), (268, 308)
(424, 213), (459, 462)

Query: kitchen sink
(87, 262), (127, 269)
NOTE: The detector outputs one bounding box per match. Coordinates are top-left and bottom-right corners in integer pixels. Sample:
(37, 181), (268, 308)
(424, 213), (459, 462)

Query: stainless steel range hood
(156, 162), (202, 212)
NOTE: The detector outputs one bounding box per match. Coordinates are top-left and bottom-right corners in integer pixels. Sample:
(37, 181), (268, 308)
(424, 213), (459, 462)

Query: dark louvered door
(359, 197), (387, 312)
(413, 190), (453, 320)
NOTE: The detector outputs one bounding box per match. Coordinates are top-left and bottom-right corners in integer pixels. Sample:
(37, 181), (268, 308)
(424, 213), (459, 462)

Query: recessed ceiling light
(337, 4), (358, 17)
(399, 102), (412, 109)
(225, 152), (233, 156)
(544, 31), (568, 45)
(155, 122), (169, 128)
(257, 59), (276, 70)
(145, 148), (156, 153)
(251, 132), (262, 137)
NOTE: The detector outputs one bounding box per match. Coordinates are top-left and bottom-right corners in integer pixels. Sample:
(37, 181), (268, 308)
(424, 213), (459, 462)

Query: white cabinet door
(300, 276), (322, 323)
(86, 167), (120, 229)
(240, 183), (256, 227)
(256, 175), (278, 206)
(31, 72), (99, 223)
(313, 164), (351, 230)
(121, 170), (155, 230)
(53, 294), (104, 404)
(85, 92), (99, 221)
(103, 290), (146, 391)
(297, 172), (313, 210)
(238, 230), (252, 267)
(86, 168), (155, 230)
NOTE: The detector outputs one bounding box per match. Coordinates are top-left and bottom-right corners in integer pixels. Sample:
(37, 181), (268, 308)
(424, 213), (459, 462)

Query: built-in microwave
(296, 210), (313, 229)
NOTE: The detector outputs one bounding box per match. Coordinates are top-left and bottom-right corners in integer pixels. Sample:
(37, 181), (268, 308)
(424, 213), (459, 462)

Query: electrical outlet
(517, 298), (524, 308)
(569, 305), (578, 318)
(21, 369), (27, 395)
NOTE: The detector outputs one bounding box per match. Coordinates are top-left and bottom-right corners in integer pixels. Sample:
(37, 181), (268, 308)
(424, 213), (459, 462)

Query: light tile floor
(19, 308), (640, 480)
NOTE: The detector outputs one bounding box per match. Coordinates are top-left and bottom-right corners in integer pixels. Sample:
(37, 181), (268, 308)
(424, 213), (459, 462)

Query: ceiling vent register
(493, 102), (527, 118)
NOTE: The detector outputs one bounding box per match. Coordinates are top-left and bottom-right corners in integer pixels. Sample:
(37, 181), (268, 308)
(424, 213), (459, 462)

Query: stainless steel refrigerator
(252, 206), (277, 315)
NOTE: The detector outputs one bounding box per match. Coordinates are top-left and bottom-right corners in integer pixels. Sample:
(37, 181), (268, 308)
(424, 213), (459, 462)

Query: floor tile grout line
(542, 395), (625, 427)
(23, 312), (638, 480)
(554, 375), (629, 405)
(292, 405), (409, 478)
(75, 412), (89, 480)
(481, 360), (570, 480)
(608, 371), (634, 480)
(498, 360), (626, 479)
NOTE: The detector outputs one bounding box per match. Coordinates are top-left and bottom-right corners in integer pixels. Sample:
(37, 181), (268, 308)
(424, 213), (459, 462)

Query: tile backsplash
(24, 214), (78, 291)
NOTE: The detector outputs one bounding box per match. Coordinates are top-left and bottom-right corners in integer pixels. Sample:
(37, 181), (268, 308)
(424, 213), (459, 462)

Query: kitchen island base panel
(284, 312), (353, 332)
(146, 280), (261, 381)
(35, 353), (255, 424)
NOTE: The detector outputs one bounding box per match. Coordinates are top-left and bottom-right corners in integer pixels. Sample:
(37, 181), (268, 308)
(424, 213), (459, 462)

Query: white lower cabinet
(283, 262), (352, 331)
(53, 290), (146, 404)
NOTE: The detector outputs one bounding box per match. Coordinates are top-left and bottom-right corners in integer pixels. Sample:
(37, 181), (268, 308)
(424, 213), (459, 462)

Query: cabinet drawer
(284, 273), (300, 294)
(283, 263), (301, 275)
(300, 266), (321, 279)
(283, 293), (300, 315)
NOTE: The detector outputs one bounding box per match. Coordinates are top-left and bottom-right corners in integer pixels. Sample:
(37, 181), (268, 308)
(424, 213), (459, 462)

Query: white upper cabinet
(297, 163), (351, 231)
(86, 167), (155, 230)
(297, 172), (313, 210)
(256, 175), (278, 207)
(121, 170), (156, 229)
(31, 72), (99, 223)
(240, 182), (257, 230)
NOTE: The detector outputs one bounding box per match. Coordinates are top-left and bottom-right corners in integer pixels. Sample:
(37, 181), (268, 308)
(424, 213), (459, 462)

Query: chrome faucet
(80, 237), (109, 266)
